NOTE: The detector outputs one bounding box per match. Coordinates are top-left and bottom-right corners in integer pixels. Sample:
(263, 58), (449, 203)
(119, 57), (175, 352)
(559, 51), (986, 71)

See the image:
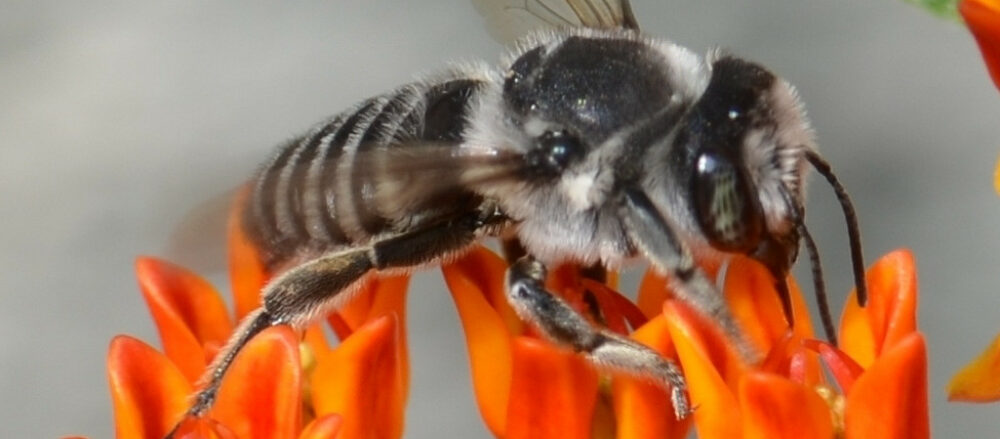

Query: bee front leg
(619, 188), (759, 363)
(506, 256), (691, 420)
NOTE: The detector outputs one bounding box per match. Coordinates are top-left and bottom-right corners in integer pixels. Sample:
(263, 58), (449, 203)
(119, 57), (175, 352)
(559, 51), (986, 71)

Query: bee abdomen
(245, 75), (485, 268)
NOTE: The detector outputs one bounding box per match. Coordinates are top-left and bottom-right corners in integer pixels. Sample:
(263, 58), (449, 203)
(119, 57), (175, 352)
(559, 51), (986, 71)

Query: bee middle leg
(619, 188), (759, 363)
(506, 255), (691, 420)
(168, 212), (503, 436)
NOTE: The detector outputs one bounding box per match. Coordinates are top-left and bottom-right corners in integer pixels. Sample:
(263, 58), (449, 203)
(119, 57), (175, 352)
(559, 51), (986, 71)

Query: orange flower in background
(961, 0), (1000, 90)
(445, 247), (929, 439)
(948, 158), (1000, 403)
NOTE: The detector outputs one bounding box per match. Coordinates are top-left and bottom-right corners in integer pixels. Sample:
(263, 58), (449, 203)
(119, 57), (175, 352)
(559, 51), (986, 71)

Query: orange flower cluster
(445, 247), (929, 439)
(93, 196), (930, 438)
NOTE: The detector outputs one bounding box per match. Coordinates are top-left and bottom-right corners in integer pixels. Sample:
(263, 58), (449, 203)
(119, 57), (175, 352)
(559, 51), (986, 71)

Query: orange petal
(333, 279), (376, 334)
(211, 326), (302, 439)
(226, 185), (270, 320)
(505, 337), (599, 439)
(841, 250), (918, 365)
(612, 315), (691, 439)
(311, 315), (405, 439)
(363, 274), (411, 399)
(136, 258), (234, 382)
(107, 335), (192, 439)
(581, 278), (648, 335)
(844, 333), (929, 439)
(738, 371), (834, 439)
(803, 339), (864, 394)
(663, 300), (743, 439)
(724, 256), (814, 353)
(299, 413), (343, 439)
(637, 271), (673, 319)
(170, 417), (238, 439)
(838, 288), (876, 368)
(961, 0), (1000, 90)
(447, 246), (523, 333)
(759, 335), (823, 387)
(442, 253), (513, 436)
(948, 331), (1000, 402)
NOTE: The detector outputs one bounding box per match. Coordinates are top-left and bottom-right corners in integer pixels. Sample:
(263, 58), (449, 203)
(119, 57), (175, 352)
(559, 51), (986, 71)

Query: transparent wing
(166, 141), (523, 271)
(345, 141), (523, 219)
(472, 0), (639, 45)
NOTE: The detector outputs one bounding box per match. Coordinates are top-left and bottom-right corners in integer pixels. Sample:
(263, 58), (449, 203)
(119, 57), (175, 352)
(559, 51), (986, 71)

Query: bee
(167, 0), (868, 434)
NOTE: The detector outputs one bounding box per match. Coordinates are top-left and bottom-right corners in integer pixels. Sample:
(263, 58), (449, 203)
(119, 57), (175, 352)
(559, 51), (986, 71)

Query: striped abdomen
(244, 76), (486, 269)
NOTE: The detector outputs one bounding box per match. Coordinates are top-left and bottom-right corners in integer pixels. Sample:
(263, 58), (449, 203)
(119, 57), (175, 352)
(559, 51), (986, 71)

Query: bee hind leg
(506, 255), (691, 420)
(165, 211), (505, 438)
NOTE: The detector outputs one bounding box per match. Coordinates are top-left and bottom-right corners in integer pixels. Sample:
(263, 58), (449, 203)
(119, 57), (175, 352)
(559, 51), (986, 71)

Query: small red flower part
(444, 246), (929, 439)
(961, 0), (1000, 90)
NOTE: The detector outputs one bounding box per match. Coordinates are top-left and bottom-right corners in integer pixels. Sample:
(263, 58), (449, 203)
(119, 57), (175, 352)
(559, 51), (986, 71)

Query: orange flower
(961, 0), (1000, 90)
(94, 188), (411, 439)
(103, 257), (408, 439)
(444, 246), (929, 439)
(948, 157), (1000, 403)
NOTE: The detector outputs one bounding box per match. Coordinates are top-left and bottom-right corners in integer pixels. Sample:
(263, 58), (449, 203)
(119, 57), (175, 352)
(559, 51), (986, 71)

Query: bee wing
(166, 141), (521, 272)
(346, 141), (523, 219)
(472, 0), (639, 44)
(164, 187), (238, 274)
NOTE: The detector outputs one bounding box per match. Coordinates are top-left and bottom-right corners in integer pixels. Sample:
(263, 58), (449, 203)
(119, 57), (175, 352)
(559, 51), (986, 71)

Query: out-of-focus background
(2, 0), (998, 437)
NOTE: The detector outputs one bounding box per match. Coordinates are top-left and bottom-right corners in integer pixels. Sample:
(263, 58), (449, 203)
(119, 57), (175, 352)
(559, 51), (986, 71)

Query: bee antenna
(780, 187), (838, 345)
(805, 150), (868, 307)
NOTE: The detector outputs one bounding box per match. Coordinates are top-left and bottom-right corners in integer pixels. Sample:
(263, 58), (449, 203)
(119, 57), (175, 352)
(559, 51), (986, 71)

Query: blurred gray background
(2, 0), (999, 437)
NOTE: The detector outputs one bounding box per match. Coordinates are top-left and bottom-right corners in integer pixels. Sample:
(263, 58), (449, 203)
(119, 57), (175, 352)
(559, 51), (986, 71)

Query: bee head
(682, 54), (815, 279)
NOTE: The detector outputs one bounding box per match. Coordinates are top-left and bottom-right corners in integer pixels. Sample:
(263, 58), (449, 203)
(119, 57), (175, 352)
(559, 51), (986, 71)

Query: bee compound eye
(690, 150), (765, 252)
(537, 130), (583, 172)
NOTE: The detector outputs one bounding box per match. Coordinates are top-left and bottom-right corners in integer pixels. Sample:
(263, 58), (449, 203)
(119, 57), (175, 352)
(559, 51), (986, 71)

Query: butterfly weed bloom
(93, 190), (927, 438)
(98, 194), (409, 439)
(961, 0), (1000, 90)
(445, 246), (929, 439)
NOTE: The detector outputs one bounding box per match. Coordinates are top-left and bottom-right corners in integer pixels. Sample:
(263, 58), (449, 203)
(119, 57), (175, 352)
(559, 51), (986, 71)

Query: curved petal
(840, 250), (917, 367)
(505, 337), (599, 439)
(581, 278), (648, 335)
(759, 335), (823, 387)
(333, 279), (376, 334)
(961, 0), (1000, 90)
(802, 339), (864, 394)
(724, 256), (814, 353)
(611, 315), (691, 439)
(844, 333), (929, 439)
(739, 371), (834, 439)
(169, 417), (239, 439)
(637, 271), (673, 319)
(211, 326), (302, 439)
(364, 274), (411, 399)
(136, 257), (233, 382)
(226, 186), (270, 320)
(842, 250), (918, 365)
(311, 315), (405, 439)
(947, 331), (1000, 402)
(107, 335), (192, 439)
(663, 300), (743, 439)
(442, 252), (513, 436)
(446, 246), (523, 333)
(299, 414), (343, 439)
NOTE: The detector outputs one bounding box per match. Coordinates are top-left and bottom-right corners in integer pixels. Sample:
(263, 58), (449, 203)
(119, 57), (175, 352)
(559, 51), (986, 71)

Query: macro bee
(166, 0), (869, 434)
